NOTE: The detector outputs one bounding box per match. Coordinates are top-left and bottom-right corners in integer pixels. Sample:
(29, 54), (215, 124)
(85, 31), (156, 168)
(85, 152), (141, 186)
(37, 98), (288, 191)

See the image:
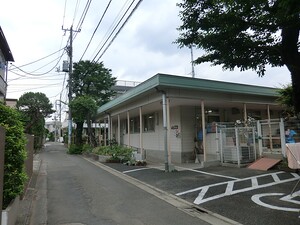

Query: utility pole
(190, 45), (195, 78)
(62, 25), (80, 147)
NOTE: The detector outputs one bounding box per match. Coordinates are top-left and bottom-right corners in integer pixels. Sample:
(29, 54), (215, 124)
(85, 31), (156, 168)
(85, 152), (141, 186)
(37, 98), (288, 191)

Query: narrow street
(31, 143), (214, 225)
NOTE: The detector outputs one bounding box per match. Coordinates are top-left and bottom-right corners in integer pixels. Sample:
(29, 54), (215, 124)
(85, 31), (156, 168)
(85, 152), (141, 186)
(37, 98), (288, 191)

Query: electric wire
(74, 0), (92, 34)
(92, 0), (137, 62)
(96, 0), (144, 62)
(9, 48), (66, 76)
(9, 48), (65, 70)
(79, 0), (112, 61)
(90, 0), (131, 60)
(72, 0), (80, 26)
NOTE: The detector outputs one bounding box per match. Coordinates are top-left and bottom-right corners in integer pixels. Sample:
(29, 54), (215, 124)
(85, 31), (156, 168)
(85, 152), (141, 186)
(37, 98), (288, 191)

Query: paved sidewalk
(16, 154), (42, 225)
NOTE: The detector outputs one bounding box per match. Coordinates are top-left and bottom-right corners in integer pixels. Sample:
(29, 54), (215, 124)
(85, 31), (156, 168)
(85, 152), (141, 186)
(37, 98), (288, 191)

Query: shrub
(0, 103), (27, 209)
(68, 144), (83, 154)
(92, 145), (133, 163)
(82, 144), (93, 153)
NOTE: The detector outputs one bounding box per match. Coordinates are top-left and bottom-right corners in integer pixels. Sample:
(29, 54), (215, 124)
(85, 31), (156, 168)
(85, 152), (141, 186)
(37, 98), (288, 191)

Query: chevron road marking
(176, 171), (300, 205)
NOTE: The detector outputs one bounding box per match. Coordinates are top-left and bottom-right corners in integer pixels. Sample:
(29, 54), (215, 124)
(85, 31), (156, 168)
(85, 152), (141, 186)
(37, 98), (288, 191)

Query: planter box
(98, 155), (111, 163)
(2, 196), (20, 225)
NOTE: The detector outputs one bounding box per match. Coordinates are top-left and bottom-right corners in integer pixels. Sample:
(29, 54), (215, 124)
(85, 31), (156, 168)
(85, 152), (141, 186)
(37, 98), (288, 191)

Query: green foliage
(82, 144), (93, 153)
(69, 96), (97, 123)
(17, 92), (54, 150)
(92, 145), (133, 162)
(176, 0), (300, 112)
(67, 144), (83, 154)
(72, 60), (117, 106)
(276, 84), (296, 118)
(0, 103), (27, 209)
(177, 0), (299, 75)
(70, 60), (116, 146)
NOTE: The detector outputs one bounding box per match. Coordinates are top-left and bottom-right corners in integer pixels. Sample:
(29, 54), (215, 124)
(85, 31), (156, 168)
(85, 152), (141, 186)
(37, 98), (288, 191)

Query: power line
(92, 0), (137, 62)
(79, 0), (112, 61)
(95, 0), (144, 62)
(9, 48), (65, 70)
(74, 0), (92, 35)
(9, 49), (66, 76)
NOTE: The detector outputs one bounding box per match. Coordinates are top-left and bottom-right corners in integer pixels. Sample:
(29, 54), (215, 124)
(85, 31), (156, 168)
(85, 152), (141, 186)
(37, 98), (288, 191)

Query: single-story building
(95, 73), (286, 168)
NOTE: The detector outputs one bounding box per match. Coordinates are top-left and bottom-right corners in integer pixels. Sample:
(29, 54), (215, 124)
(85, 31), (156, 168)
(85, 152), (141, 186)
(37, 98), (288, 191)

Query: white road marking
(176, 171), (300, 205)
(123, 167), (151, 174)
(251, 193), (300, 212)
(175, 166), (239, 180)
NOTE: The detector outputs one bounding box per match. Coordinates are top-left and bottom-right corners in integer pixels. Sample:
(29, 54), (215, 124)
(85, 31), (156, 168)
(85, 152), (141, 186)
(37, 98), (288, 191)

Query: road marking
(251, 193), (300, 212)
(176, 167), (239, 180)
(176, 171), (300, 205)
(123, 167), (151, 174)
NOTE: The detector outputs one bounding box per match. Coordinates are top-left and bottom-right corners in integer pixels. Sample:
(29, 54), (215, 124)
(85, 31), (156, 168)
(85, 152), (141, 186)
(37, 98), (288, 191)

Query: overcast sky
(1, 0), (292, 109)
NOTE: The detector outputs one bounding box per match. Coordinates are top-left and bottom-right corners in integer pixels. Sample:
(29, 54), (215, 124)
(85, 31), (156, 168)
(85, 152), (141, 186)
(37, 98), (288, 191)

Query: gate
(256, 119), (285, 157)
(219, 126), (256, 167)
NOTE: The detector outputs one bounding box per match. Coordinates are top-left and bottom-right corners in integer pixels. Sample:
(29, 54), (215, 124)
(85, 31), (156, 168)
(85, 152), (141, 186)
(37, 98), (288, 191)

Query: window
(144, 113), (155, 132)
(129, 117), (140, 133)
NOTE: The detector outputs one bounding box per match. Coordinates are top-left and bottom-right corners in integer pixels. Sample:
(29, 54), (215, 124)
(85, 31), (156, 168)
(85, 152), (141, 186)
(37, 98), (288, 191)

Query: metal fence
(219, 126), (256, 167)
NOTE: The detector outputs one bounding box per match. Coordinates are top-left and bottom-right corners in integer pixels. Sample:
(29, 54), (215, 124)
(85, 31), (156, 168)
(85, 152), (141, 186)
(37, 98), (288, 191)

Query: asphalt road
(29, 142), (300, 225)
(106, 160), (300, 225)
(31, 143), (221, 225)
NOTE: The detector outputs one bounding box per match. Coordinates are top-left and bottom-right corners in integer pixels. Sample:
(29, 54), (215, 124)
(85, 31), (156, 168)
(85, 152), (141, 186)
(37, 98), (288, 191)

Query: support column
(201, 100), (206, 162)
(127, 111), (130, 147)
(107, 115), (111, 143)
(117, 115), (120, 145)
(243, 103), (247, 124)
(99, 120), (102, 146)
(104, 118), (107, 146)
(139, 107), (143, 158)
(162, 92), (169, 171)
(167, 98), (172, 165)
(267, 104), (273, 151)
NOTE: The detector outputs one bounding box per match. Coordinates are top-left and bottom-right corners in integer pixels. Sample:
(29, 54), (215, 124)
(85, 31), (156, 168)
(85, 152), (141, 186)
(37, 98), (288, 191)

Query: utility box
(62, 60), (69, 72)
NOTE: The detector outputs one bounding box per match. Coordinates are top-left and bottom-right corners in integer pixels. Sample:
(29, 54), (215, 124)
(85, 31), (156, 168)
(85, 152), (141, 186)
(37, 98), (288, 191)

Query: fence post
(0, 126), (6, 221)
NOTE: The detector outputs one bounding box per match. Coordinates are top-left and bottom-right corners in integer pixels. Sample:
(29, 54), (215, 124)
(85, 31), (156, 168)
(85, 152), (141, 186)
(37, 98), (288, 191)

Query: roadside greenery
(16, 92), (54, 151)
(87, 144), (133, 163)
(70, 60), (116, 147)
(0, 103), (27, 209)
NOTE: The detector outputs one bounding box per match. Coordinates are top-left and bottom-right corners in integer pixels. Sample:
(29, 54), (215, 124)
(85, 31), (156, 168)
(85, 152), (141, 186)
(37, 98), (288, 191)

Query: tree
(0, 103), (27, 209)
(277, 84), (295, 118)
(16, 92), (54, 149)
(69, 96), (98, 146)
(72, 60), (116, 105)
(176, 0), (300, 112)
(71, 60), (116, 146)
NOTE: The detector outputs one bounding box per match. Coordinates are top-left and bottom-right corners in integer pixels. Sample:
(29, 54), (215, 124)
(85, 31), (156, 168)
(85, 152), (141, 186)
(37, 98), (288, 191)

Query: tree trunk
(87, 116), (97, 147)
(75, 121), (84, 146)
(281, 18), (300, 113)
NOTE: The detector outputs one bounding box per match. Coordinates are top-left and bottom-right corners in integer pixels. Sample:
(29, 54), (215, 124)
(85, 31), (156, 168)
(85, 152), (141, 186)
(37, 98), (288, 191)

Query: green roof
(97, 73), (280, 115)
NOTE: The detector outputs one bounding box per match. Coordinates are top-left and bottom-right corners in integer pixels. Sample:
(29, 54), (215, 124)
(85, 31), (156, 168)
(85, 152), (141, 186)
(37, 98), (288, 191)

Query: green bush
(0, 103), (27, 209)
(68, 144), (83, 154)
(92, 145), (133, 162)
(82, 144), (93, 153)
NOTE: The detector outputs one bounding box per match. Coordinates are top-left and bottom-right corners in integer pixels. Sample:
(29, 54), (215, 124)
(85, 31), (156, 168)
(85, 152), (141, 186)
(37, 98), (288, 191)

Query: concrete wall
(24, 134), (34, 194)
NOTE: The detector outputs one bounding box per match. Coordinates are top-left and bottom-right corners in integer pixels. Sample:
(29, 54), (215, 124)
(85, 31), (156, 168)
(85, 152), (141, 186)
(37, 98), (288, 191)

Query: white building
(95, 74), (285, 167)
